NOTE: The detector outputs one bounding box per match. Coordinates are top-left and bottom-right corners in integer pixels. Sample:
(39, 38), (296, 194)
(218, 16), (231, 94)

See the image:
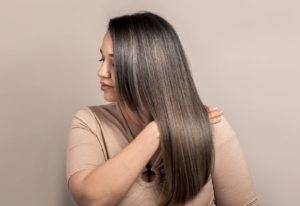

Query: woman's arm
(69, 120), (160, 206)
(211, 116), (258, 206)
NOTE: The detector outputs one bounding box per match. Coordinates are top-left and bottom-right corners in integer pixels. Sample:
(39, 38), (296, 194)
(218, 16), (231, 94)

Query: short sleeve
(211, 116), (258, 206)
(66, 106), (106, 186)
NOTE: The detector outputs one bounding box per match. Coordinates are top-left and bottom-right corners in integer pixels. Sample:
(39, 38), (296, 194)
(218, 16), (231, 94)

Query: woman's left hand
(206, 106), (224, 125)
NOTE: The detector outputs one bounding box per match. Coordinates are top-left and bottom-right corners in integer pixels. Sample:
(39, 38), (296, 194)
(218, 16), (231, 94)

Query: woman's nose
(98, 65), (110, 78)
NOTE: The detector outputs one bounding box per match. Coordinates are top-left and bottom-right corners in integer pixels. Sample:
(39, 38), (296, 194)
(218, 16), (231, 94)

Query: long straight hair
(107, 11), (215, 206)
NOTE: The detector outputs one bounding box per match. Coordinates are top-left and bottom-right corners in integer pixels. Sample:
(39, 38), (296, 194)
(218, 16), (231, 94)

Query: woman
(66, 11), (258, 206)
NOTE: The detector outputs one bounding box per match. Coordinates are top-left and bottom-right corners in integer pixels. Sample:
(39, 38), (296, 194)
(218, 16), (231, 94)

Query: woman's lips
(101, 84), (113, 91)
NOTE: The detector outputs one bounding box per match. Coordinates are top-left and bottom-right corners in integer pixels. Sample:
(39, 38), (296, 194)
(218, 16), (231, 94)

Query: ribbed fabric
(66, 102), (258, 206)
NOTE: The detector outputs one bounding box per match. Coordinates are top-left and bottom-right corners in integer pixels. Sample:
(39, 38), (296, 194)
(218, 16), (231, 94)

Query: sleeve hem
(67, 165), (98, 188)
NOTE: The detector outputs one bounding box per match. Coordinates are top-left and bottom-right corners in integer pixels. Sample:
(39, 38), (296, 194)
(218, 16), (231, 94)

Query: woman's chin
(103, 94), (118, 102)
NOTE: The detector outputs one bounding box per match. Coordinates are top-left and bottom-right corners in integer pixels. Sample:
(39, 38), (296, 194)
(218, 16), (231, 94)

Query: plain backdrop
(1, 0), (299, 205)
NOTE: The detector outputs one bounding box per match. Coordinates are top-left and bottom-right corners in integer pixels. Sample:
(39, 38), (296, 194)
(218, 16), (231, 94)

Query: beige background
(1, 0), (299, 205)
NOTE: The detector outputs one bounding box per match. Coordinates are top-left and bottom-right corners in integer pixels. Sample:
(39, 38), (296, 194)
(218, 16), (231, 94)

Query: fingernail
(214, 107), (218, 111)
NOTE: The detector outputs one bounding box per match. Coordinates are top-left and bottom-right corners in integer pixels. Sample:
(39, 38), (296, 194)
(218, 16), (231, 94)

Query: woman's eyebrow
(100, 49), (114, 57)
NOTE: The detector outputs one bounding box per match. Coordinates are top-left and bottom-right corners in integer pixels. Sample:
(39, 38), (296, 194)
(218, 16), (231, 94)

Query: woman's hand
(206, 106), (224, 125)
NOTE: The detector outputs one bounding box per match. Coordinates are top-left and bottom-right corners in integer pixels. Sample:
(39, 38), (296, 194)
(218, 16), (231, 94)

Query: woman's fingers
(206, 106), (217, 112)
(206, 107), (224, 125)
(210, 116), (222, 124)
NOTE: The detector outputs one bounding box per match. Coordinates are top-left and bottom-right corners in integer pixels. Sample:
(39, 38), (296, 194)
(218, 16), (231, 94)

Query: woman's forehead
(100, 32), (114, 56)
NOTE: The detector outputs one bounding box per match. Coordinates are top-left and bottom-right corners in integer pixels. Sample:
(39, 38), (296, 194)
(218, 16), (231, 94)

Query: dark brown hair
(107, 11), (215, 206)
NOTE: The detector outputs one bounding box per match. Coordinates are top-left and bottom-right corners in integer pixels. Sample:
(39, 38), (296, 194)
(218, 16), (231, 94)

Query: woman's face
(98, 31), (152, 123)
(98, 31), (117, 102)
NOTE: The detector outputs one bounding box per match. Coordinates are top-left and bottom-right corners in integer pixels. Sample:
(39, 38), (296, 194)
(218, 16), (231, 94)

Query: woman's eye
(99, 59), (114, 67)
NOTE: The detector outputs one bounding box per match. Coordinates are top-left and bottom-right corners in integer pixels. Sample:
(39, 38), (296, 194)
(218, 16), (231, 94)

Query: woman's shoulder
(71, 102), (132, 146)
(73, 102), (117, 120)
(71, 102), (118, 130)
(211, 115), (238, 149)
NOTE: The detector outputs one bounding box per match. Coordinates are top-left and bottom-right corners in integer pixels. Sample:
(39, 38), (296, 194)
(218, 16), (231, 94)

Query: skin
(98, 31), (224, 139)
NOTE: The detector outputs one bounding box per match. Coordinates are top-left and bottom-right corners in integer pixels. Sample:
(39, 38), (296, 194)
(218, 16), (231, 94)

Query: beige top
(66, 102), (258, 206)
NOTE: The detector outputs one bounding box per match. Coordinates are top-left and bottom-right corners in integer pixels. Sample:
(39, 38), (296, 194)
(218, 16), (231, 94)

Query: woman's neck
(119, 101), (152, 138)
